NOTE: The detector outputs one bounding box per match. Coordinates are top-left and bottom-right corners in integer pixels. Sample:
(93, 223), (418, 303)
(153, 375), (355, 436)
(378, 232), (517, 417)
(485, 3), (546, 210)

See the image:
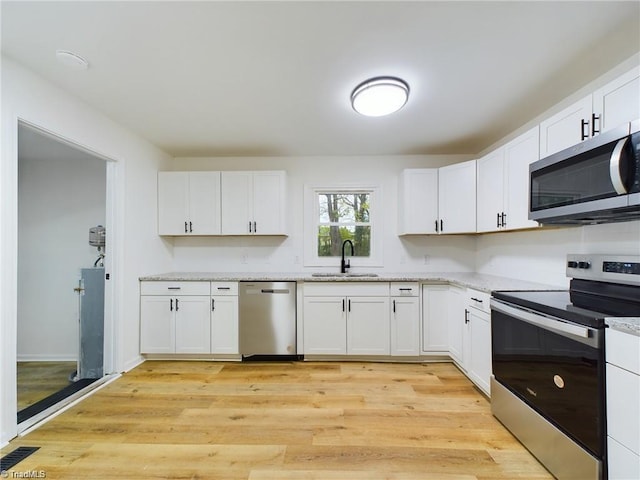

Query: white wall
(17, 154), (105, 361)
(168, 155), (478, 274)
(476, 221), (640, 287)
(1, 56), (173, 444)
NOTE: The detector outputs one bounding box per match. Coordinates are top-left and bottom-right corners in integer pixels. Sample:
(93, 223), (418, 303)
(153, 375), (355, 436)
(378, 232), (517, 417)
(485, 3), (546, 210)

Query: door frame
(3, 117), (123, 438)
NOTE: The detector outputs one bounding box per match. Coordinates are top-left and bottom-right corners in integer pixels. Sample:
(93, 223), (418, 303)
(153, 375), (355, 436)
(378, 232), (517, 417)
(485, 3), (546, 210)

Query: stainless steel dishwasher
(239, 281), (297, 357)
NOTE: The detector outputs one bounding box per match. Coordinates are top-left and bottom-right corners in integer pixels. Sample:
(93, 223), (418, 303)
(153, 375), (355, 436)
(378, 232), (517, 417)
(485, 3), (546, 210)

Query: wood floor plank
(1, 360), (552, 479)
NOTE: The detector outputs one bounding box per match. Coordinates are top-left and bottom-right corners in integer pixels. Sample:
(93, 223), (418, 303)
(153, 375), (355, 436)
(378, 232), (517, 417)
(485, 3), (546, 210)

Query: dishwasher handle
(261, 289), (290, 294)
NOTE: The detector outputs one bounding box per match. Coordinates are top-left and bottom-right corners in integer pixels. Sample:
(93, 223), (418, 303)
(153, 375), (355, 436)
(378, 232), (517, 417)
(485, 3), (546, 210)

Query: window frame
(304, 183), (382, 268)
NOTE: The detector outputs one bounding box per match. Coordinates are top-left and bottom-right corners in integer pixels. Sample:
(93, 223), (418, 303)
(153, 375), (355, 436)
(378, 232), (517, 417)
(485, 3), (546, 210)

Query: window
(304, 184), (381, 267)
(317, 192), (371, 257)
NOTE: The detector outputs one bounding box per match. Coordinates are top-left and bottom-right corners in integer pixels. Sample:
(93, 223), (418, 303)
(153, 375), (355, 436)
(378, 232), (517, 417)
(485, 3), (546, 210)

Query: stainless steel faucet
(341, 239), (354, 273)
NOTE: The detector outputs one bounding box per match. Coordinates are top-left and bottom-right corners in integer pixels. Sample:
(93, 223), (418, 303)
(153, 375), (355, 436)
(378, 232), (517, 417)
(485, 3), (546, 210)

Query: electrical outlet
(294, 255), (300, 264)
(241, 251), (248, 264)
(424, 255), (430, 265)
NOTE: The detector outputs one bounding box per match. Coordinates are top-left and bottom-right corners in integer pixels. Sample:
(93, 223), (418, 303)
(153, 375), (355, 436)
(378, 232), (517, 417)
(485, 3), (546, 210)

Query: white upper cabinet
(438, 160), (477, 234)
(398, 161), (476, 235)
(398, 168), (438, 234)
(593, 66), (640, 133)
(477, 126), (539, 232)
(158, 171), (221, 235)
(221, 171), (287, 235)
(539, 95), (593, 158)
(539, 67), (640, 158)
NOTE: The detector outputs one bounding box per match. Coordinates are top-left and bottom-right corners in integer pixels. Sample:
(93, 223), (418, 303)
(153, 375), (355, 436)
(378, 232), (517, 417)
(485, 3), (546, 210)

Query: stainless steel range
(490, 254), (640, 480)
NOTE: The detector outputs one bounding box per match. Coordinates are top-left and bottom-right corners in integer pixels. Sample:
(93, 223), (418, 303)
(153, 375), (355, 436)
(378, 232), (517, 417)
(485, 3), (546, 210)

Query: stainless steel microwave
(529, 119), (640, 224)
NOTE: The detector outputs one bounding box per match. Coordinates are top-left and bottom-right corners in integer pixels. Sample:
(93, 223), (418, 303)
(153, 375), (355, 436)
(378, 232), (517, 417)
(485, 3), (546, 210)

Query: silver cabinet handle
(610, 137), (630, 195)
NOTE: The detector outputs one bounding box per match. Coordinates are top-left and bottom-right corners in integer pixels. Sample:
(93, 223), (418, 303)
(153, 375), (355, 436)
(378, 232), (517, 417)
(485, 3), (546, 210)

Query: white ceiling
(2, 1), (639, 157)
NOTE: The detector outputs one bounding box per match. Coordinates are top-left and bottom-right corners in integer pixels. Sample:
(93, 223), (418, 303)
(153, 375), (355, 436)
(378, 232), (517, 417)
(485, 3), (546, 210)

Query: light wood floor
(3, 361), (553, 479)
(17, 361), (76, 411)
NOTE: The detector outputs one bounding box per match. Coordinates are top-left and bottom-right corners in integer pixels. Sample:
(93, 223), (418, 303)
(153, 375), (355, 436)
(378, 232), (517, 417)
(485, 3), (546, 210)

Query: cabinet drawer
(140, 281), (211, 296)
(606, 329), (640, 375)
(304, 282), (389, 297)
(467, 289), (491, 314)
(390, 282), (419, 297)
(607, 362), (640, 455)
(211, 282), (238, 296)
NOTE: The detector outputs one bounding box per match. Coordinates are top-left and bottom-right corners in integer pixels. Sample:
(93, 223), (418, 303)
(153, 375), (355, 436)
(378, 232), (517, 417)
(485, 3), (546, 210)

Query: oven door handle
(491, 299), (592, 340)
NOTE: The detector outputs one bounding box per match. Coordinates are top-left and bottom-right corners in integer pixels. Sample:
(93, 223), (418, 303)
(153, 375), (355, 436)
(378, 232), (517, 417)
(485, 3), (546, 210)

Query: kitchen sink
(311, 273), (379, 278)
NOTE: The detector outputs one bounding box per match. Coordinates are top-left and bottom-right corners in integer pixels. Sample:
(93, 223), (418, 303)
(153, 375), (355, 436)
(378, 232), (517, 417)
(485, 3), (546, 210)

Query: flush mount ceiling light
(55, 50), (89, 70)
(351, 76), (409, 117)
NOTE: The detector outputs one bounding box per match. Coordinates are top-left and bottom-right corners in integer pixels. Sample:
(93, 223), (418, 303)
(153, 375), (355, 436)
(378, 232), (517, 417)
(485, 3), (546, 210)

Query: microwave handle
(610, 137), (630, 195)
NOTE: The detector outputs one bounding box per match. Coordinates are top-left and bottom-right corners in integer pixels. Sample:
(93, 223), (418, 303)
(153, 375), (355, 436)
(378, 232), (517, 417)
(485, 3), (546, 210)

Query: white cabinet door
(422, 285), (449, 353)
(188, 172), (221, 235)
(447, 286), (465, 365)
(398, 169), (438, 234)
(467, 307), (491, 396)
(347, 296), (390, 355)
(158, 172), (189, 235)
(221, 171), (287, 235)
(438, 160), (476, 234)
(594, 67), (640, 133)
(221, 171), (252, 234)
(608, 437), (640, 480)
(174, 296), (211, 354)
(140, 296), (175, 353)
(503, 126), (539, 231)
(390, 297), (420, 356)
(252, 171), (286, 235)
(303, 296), (346, 354)
(211, 295), (239, 354)
(476, 148), (505, 233)
(539, 95), (593, 157)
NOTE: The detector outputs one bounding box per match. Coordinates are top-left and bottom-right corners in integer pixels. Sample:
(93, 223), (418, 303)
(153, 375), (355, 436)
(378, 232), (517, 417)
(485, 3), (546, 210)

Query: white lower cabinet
(447, 286), (465, 364)
(140, 281), (240, 356)
(347, 296), (390, 355)
(303, 296), (347, 354)
(606, 328), (640, 480)
(302, 282), (390, 356)
(390, 283), (420, 356)
(210, 282), (239, 354)
(140, 290), (211, 354)
(422, 284), (449, 353)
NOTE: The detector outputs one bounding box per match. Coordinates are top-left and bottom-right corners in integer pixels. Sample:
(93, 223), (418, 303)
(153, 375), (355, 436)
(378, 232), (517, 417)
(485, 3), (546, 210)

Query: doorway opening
(16, 122), (116, 428)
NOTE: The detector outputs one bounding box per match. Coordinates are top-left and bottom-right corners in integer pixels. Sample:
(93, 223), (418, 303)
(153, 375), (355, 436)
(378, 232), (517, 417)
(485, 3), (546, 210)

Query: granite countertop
(139, 271), (558, 294)
(606, 318), (640, 337)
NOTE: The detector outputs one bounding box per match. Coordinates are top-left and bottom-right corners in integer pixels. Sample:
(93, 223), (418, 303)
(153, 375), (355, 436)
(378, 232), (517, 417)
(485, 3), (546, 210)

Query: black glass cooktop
(492, 281), (640, 329)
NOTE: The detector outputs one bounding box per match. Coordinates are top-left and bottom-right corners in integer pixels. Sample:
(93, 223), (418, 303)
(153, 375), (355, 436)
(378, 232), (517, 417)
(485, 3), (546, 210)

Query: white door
(188, 172), (221, 235)
(211, 295), (239, 354)
(503, 126), (539, 231)
(347, 296), (390, 355)
(252, 171), (286, 235)
(422, 285), (449, 353)
(390, 297), (420, 356)
(539, 95), (593, 157)
(174, 296), (211, 354)
(398, 169), (438, 234)
(438, 160), (476, 233)
(594, 67), (640, 133)
(303, 296), (346, 354)
(140, 296), (175, 353)
(476, 148), (505, 232)
(221, 171), (252, 234)
(158, 172), (189, 235)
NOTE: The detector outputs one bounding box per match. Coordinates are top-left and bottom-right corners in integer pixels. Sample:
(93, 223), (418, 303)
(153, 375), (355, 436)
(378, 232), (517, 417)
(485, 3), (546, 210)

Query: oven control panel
(567, 254), (640, 286)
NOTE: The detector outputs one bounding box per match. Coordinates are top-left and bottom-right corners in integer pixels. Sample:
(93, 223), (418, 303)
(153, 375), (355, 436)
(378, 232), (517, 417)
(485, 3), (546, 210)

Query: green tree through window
(317, 192), (371, 257)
